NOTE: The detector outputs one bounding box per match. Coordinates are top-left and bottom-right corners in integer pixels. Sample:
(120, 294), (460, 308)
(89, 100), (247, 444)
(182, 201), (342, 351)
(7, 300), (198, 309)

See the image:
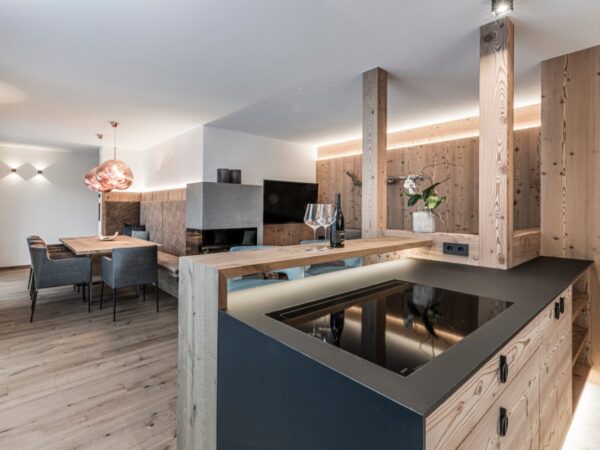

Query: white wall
(0, 144), (99, 267)
(143, 126), (203, 191)
(99, 145), (147, 191)
(99, 126), (313, 192)
(202, 126), (316, 185)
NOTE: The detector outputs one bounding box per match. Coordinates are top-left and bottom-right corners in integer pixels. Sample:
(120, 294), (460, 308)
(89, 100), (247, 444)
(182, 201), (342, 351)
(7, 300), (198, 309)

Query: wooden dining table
(60, 235), (161, 256)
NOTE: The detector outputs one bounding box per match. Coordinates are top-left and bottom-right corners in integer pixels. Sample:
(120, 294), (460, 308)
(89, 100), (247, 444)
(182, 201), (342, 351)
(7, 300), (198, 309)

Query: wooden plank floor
(0, 268), (177, 449)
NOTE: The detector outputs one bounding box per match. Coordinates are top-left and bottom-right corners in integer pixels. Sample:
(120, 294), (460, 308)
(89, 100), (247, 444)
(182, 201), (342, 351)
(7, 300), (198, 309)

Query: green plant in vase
(403, 164), (449, 233)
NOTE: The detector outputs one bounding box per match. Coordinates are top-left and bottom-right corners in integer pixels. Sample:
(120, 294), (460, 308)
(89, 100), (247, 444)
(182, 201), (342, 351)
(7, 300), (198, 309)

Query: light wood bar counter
(176, 236), (431, 450)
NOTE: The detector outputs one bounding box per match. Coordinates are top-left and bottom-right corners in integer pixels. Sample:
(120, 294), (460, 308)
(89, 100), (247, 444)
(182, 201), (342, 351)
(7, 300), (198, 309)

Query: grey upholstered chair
(29, 244), (92, 322)
(26, 236), (43, 295)
(100, 246), (159, 322)
(27, 236), (78, 300)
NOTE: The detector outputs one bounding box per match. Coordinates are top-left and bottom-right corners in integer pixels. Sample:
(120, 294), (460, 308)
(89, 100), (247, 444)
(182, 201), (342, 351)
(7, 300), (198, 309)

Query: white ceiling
(1, 0), (599, 151)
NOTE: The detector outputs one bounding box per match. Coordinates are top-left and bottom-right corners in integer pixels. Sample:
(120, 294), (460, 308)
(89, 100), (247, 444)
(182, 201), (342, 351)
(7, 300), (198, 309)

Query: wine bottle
(330, 193), (345, 248)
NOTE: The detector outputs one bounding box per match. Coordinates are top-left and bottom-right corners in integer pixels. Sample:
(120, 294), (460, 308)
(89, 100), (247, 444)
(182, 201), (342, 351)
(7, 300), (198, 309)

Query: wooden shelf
(572, 326), (589, 367)
(573, 362), (592, 413)
(572, 292), (589, 322)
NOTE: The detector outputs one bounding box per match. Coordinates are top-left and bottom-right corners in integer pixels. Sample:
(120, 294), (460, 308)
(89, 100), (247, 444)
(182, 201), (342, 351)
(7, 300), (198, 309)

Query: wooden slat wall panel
(541, 45), (600, 380)
(317, 127), (540, 235)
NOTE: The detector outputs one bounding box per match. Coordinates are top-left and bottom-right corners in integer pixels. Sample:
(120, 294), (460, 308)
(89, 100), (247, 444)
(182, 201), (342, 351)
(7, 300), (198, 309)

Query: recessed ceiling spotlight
(492, 0), (513, 16)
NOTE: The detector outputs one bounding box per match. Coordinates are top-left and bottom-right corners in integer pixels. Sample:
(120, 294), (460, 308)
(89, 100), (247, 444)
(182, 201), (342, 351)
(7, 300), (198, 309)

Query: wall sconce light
(11, 168), (17, 173)
(492, 0), (513, 16)
(37, 169), (43, 175)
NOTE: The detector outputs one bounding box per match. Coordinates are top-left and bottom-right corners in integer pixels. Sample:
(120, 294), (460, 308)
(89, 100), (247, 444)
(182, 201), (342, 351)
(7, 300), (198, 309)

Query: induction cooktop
(267, 280), (513, 377)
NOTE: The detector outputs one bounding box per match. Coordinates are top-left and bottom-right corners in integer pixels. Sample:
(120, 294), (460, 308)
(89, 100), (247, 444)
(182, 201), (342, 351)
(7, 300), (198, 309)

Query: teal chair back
(228, 245), (305, 280)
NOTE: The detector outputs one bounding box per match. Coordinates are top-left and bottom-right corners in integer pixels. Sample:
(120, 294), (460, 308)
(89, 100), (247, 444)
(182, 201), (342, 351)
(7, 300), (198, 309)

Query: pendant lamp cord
(111, 121), (118, 160)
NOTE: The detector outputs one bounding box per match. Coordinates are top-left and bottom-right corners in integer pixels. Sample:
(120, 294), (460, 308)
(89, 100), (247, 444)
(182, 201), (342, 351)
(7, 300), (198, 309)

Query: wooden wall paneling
(361, 67), (387, 238)
(541, 45), (600, 380)
(317, 104), (540, 160)
(316, 129), (539, 237)
(263, 223), (315, 246)
(514, 128), (541, 230)
(140, 202), (164, 245)
(478, 18), (515, 269)
(162, 200), (187, 256)
(103, 191), (142, 203)
(142, 188), (186, 202)
(386, 149), (403, 230)
(102, 202), (141, 236)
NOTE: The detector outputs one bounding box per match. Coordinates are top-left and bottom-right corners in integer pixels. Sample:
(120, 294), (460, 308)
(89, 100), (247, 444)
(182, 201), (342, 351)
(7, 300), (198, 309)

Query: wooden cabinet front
(427, 286), (574, 450)
(425, 316), (541, 449)
(540, 287), (572, 450)
(457, 349), (541, 450)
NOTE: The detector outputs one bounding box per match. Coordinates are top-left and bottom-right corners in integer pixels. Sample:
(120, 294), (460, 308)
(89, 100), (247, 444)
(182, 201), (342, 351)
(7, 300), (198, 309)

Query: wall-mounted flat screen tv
(263, 179), (318, 224)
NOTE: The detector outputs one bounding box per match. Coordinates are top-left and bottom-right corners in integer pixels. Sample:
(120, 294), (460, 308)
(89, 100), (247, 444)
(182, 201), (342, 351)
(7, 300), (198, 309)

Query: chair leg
(30, 275), (35, 300)
(142, 284), (146, 302)
(156, 283), (159, 313)
(100, 282), (104, 310)
(113, 288), (117, 322)
(30, 289), (38, 323)
(27, 268), (33, 290)
(81, 285), (86, 303)
(87, 283), (91, 313)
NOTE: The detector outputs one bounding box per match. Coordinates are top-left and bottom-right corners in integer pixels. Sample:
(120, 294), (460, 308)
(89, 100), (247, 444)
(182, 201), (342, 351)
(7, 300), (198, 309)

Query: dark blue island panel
(217, 312), (424, 450)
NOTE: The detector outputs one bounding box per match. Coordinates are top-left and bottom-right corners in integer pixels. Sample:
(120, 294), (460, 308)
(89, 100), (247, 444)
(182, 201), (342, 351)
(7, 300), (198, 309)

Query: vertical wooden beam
(177, 259), (220, 450)
(362, 67), (387, 238)
(478, 18), (514, 269)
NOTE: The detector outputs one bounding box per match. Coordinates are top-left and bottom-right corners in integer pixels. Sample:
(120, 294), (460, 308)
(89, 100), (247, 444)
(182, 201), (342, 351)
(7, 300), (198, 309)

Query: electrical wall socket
(443, 242), (469, 257)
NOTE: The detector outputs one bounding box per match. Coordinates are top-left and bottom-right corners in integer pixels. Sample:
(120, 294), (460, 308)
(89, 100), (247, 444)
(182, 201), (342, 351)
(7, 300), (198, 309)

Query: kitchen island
(177, 237), (433, 449)
(217, 256), (591, 450)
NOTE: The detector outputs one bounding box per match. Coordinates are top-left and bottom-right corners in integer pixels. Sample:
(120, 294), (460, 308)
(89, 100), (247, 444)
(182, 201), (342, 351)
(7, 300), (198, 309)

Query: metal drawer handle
(559, 297), (565, 314)
(554, 302), (561, 320)
(499, 407), (509, 437)
(499, 355), (509, 383)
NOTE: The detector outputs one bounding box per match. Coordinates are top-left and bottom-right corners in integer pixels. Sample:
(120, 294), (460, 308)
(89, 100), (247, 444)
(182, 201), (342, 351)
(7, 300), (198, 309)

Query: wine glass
(317, 204), (335, 250)
(303, 204), (321, 251)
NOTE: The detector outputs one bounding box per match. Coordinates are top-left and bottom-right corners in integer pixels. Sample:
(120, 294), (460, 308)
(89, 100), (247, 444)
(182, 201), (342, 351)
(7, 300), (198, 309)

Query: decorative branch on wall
(345, 171), (362, 187)
(345, 171), (426, 187)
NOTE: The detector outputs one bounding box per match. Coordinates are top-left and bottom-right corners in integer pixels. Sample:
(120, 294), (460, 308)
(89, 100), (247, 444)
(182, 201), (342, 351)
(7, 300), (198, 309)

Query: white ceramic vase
(412, 211), (435, 233)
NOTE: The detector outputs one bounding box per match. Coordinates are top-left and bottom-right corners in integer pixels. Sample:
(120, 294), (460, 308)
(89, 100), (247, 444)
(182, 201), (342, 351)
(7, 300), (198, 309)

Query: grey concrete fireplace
(185, 182), (263, 254)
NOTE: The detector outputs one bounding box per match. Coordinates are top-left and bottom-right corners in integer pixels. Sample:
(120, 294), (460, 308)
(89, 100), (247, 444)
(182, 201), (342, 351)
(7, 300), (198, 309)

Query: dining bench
(157, 251), (179, 298)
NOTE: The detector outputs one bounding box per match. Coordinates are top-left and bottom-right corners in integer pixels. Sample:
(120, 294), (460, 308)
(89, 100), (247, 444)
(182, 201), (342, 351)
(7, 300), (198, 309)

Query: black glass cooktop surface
(267, 280), (513, 377)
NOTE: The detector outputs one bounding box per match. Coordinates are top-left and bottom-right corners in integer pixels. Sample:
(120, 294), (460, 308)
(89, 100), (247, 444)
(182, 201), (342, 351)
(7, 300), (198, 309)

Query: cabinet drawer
(458, 348), (540, 450)
(426, 317), (541, 450)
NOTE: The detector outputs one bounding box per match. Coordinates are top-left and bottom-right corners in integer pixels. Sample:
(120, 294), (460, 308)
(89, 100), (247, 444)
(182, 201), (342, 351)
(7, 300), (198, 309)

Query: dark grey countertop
(225, 256), (591, 417)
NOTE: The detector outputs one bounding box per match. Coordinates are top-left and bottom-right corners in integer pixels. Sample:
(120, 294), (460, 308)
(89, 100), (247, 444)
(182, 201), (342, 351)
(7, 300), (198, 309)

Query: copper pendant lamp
(84, 133), (113, 192)
(96, 121), (134, 190)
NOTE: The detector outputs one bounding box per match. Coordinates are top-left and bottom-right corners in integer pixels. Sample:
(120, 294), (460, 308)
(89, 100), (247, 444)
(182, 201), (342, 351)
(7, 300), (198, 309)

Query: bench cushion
(158, 251), (179, 276)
